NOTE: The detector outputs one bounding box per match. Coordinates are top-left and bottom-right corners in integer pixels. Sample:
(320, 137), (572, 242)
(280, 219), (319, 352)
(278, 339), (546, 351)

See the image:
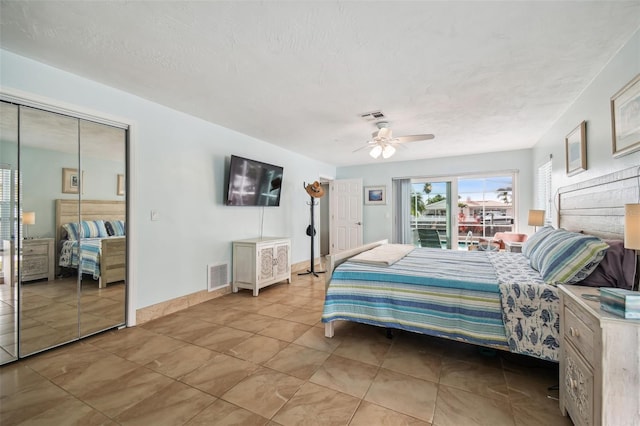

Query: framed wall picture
(364, 185), (386, 205)
(62, 168), (83, 194)
(565, 121), (587, 176)
(117, 174), (125, 196)
(611, 73), (640, 158)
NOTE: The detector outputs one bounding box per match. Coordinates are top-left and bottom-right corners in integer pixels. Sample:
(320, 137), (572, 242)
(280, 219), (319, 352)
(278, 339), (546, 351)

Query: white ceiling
(1, 1), (639, 167)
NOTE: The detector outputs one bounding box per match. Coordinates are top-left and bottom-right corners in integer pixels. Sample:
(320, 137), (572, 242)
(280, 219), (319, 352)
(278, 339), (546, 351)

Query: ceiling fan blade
(395, 134), (435, 143)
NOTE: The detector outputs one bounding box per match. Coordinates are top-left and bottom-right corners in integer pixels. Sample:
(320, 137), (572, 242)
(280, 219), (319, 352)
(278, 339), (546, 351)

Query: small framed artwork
(565, 121), (587, 176)
(117, 174), (125, 196)
(62, 168), (83, 194)
(364, 185), (386, 205)
(611, 74), (640, 158)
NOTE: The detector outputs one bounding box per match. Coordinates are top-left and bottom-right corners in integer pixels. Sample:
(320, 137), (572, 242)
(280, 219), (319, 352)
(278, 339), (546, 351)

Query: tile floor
(1, 272), (574, 425)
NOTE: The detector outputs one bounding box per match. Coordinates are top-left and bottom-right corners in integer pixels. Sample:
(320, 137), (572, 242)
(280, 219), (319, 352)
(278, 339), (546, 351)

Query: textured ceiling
(1, 1), (639, 166)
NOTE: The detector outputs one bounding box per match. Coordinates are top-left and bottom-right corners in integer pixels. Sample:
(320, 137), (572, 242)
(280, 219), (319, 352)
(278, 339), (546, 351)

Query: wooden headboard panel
(557, 165), (640, 240)
(55, 199), (126, 251)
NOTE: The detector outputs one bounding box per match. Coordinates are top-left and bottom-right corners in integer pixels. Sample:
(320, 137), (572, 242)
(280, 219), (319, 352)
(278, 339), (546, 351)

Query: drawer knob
(569, 327), (580, 338)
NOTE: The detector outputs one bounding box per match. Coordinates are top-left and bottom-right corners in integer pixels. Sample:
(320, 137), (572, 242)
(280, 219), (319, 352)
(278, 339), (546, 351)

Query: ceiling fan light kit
(361, 121), (435, 160)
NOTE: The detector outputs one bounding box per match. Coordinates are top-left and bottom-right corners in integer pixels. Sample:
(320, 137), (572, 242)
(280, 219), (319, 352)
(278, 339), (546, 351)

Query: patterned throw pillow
(522, 226), (555, 259)
(106, 220), (125, 236)
(62, 222), (80, 240)
(530, 229), (609, 285)
(63, 220), (108, 239)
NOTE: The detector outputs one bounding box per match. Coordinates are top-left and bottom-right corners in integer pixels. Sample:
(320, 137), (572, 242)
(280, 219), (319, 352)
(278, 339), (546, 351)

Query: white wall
(1, 50), (336, 309)
(337, 149), (535, 244)
(532, 28), (640, 219)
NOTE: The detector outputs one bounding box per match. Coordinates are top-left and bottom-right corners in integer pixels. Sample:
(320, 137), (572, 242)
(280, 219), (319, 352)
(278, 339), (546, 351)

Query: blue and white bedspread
(487, 251), (560, 362)
(322, 247), (560, 361)
(59, 238), (102, 280)
(322, 248), (509, 350)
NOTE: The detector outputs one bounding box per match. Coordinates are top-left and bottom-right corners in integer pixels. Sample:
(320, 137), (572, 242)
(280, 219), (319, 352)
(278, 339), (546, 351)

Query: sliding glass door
(400, 172), (516, 250)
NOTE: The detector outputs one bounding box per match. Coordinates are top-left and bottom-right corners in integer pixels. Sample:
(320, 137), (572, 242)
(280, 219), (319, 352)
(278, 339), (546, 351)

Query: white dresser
(558, 284), (640, 426)
(232, 237), (291, 296)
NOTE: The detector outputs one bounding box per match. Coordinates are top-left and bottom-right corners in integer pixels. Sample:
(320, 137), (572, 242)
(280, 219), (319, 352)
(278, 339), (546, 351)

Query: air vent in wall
(207, 263), (229, 292)
(360, 111), (386, 121)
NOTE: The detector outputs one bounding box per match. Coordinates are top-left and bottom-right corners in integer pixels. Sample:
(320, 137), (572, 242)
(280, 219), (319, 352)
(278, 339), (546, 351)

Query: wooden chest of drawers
(559, 285), (640, 426)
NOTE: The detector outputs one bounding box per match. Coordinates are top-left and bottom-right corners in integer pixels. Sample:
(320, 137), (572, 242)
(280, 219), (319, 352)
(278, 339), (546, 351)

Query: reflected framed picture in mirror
(62, 167), (83, 194)
(117, 174), (125, 196)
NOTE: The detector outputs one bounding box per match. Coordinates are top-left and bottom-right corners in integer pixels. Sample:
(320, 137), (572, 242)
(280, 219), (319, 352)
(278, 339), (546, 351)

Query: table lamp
(528, 209), (545, 232)
(22, 211), (35, 239)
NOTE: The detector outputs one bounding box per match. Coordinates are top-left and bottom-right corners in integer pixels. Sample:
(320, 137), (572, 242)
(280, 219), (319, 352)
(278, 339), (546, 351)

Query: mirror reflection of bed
(55, 199), (126, 337)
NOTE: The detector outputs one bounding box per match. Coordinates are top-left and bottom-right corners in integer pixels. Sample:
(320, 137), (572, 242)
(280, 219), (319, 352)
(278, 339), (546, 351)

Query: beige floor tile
(272, 381), (360, 426)
(185, 399), (269, 426)
(192, 325), (252, 352)
(309, 354), (379, 399)
(77, 366), (174, 418)
(222, 367), (304, 419)
(0, 363), (48, 397)
(145, 344), (219, 379)
(258, 318), (312, 342)
(256, 302), (298, 318)
(0, 379), (73, 425)
(511, 397), (573, 426)
(225, 312), (278, 333)
(114, 381), (215, 426)
(263, 343), (330, 379)
(364, 368), (438, 423)
(50, 352), (140, 396)
(333, 328), (392, 366)
(284, 307), (323, 325)
(293, 325), (343, 353)
(24, 341), (107, 380)
(432, 384), (515, 426)
(105, 332), (187, 365)
(181, 352), (259, 397)
(350, 401), (431, 426)
(226, 334), (289, 364)
(17, 395), (116, 425)
(382, 336), (442, 382)
(439, 359), (509, 401)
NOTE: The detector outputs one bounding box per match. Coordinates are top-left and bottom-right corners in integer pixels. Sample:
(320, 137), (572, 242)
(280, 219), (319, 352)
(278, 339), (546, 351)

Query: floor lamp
(299, 181), (326, 277)
(528, 209), (545, 232)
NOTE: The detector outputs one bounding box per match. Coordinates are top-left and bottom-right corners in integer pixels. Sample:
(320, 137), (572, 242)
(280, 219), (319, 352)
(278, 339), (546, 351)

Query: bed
(55, 199), (126, 288)
(322, 165), (639, 362)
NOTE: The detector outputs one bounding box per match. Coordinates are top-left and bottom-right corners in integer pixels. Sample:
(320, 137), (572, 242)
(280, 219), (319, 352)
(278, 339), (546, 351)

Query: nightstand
(22, 238), (55, 282)
(504, 241), (523, 253)
(558, 285), (640, 426)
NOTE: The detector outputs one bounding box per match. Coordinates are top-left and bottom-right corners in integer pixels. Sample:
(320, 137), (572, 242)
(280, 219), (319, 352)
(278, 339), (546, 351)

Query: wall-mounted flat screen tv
(226, 155), (283, 206)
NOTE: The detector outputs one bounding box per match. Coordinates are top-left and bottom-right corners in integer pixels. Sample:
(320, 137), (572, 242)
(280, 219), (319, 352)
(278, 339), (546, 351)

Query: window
(537, 160), (552, 225)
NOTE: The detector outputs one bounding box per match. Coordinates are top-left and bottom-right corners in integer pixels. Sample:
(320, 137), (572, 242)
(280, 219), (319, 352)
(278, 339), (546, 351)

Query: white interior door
(330, 178), (363, 254)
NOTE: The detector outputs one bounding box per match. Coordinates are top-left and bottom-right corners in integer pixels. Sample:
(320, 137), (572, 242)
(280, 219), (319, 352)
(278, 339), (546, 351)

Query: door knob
(356, 222), (362, 225)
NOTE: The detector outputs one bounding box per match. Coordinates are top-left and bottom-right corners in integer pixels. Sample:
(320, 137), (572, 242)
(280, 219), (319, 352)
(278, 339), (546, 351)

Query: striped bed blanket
(59, 238), (102, 280)
(322, 247), (560, 361)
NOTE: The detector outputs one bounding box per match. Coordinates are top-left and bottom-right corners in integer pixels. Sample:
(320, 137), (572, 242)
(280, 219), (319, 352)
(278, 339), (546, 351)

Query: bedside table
(22, 238), (55, 282)
(504, 241), (523, 253)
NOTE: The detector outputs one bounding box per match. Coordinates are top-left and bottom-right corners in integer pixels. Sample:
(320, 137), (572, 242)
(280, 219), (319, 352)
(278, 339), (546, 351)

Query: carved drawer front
(564, 305), (595, 367)
(564, 342), (594, 426)
(259, 247), (275, 281)
(275, 245), (289, 275)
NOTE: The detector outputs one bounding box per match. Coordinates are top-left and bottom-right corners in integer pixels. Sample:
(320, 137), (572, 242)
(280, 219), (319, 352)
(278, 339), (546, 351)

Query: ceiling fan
(355, 121), (435, 159)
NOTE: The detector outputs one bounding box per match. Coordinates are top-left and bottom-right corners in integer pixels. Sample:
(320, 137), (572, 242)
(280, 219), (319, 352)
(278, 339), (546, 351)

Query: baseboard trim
(136, 285), (231, 324)
(136, 256), (325, 324)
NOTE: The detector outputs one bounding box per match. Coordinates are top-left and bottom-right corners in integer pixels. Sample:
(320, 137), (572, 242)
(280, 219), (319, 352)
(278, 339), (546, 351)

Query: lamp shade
(528, 210), (545, 227)
(382, 145), (396, 159)
(369, 145), (382, 159)
(624, 204), (640, 250)
(22, 211), (35, 225)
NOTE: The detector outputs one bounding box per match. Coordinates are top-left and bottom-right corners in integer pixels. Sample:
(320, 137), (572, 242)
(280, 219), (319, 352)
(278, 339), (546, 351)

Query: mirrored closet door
(0, 99), (127, 363)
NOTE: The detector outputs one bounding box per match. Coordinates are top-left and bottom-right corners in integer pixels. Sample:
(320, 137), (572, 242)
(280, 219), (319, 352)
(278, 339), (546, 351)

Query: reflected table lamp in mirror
(22, 211), (35, 239)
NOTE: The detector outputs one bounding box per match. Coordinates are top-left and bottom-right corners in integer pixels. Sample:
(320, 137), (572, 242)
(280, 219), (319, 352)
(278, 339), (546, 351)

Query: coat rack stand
(299, 193), (326, 277)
